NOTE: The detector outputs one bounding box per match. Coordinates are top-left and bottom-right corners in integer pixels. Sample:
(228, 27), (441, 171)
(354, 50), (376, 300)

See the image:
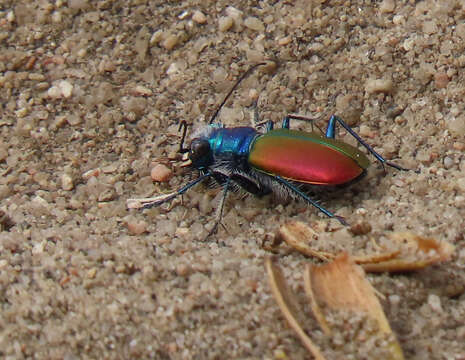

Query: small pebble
(127, 220), (148, 235)
(176, 263), (190, 277)
(98, 188), (116, 202)
(47, 85), (62, 99)
(278, 36), (292, 46)
(150, 30), (164, 45)
(218, 16), (234, 32)
(244, 17), (265, 32)
(423, 21), (438, 35)
(434, 72), (449, 89)
(225, 6), (243, 21)
(133, 85), (152, 96)
(162, 34), (178, 51)
(365, 78), (393, 94)
(59, 80), (73, 98)
(456, 178), (465, 192)
(349, 221), (372, 235)
(393, 15), (405, 25)
(15, 108), (28, 118)
(427, 294), (442, 313)
(389, 294), (401, 306)
(151, 164), (172, 182)
(359, 124), (373, 137)
(379, 0), (395, 13)
(192, 10), (207, 24)
(447, 115), (465, 136)
(87, 268), (97, 279)
(82, 168), (101, 181)
(61, 173), (74, 191)
(28, 73), (46, 81)
(443, 156), (453, 169)
(52, 11), (62, 23)
(249, 88), (259, 101)
(7, 11), (15, 23)
(98, 59), (116, 72)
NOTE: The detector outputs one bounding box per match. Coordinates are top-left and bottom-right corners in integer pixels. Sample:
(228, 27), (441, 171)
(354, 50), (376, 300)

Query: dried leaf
(304, 253), (404, 360)
(362, 232), (455, 273)
(265, 257), (326, 360)
(277, 221), (334, 261)
(277, 222), (454, 273)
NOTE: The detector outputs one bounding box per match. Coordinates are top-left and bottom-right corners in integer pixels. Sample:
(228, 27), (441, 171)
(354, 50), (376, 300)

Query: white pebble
(447, 114), (465, 136)
(427, 294), (442, 313)
(192, 10), (207, 24)
(379, 0), (395, 13)
(162, 34), (178, 51)
(244, 17), (264, 32)
(443, 157), (454, 169)
(61, 173), (74, 191)
(218, 16), (234, 32)
(47, 85), (62, 99)
(365, 78), (393, 94)
(59, 80), (73, 98)
(7, 11), (15, 23)
(133, 85), (152, 96)
(225, 6), (243, 20)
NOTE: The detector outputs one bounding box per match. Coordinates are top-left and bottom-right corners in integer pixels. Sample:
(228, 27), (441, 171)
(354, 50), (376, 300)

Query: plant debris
(276, 221), (454, 272)
(266, 254), (405, 359)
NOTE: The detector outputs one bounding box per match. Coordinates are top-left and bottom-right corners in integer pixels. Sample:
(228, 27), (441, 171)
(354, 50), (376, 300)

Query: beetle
(128, 62), (414, 236)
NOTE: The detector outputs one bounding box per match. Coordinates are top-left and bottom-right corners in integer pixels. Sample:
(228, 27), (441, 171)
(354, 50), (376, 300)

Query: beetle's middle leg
(250, 99), (274, 131)
(274, 175), (348, 226)
(207, 177), (231, 239)
(282, 114), (325, 134)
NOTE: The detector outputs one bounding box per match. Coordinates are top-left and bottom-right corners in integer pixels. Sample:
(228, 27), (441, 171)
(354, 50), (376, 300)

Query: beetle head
(186, 138), (214, 169)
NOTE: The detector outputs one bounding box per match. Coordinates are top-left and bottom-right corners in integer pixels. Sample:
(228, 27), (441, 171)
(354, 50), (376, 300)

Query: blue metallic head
(186, 125), (258, 170)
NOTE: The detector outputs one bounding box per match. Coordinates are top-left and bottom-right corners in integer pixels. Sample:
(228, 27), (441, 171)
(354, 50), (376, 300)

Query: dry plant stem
(303, 266), (331, 336)
(277, 221), (334, 261)
(265, 258), (327, 360)
(278, 222), (455, 273)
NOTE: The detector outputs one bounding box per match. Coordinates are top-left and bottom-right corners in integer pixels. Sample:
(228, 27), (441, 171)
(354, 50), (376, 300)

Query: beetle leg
(207, 176), (231, 239)
(253, 99), (260, 125)
(282, 114), (325, 134)
(328, 115), (414, 172)
(274, 175), (349, 226)
(127, 171), (212, 209)
(265, 120), (274, 131)
(250, 100), (274, 131)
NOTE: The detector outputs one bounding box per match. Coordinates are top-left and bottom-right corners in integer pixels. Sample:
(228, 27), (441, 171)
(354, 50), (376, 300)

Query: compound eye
(189, 139), (210, 162)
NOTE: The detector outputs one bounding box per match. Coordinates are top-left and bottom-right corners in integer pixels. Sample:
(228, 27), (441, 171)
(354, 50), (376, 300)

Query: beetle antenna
(178, 120), (189, 153)
(209, 62), (268, 124)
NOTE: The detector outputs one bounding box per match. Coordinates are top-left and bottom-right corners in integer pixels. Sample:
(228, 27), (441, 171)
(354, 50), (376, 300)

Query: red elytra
(248, 129), (370, 186)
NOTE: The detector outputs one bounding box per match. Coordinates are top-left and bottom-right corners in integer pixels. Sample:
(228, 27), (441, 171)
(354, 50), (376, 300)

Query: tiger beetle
(128, 62), (416, 237)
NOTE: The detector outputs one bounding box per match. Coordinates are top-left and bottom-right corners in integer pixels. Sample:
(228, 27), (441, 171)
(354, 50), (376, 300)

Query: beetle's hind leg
(274, 176), (348, 226)
(327, 115), (417, 172)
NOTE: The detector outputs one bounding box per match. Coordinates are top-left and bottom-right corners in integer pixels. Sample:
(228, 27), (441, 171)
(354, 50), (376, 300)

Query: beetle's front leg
(127, 171), (212, 210)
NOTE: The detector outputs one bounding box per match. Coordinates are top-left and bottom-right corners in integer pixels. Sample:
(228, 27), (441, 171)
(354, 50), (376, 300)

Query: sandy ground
(1, 0), (464, 359)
